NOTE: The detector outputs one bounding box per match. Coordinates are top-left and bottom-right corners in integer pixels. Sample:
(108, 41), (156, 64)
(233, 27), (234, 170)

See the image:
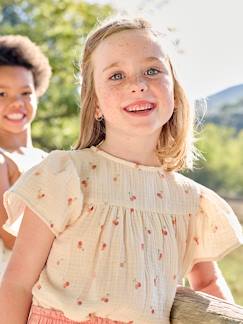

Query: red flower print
(134, 279), (142, 289)
(141, 243), (144, 250)
(101, 293), (110, 303)
(193, 236), (199, 245)
(77, 240), (84, 251)
(129, 192), (136, 201)
(67, 197), (77, 206)
(130, 208), (135, 213)
(158, 250), (163, 261)
(91, 164), (97, 170)
(34, 171), (41, 176)
(185, 189), (189, 194)
(188, 213), (192, 218)
(37, 190), (45, 199)
(81, 179), (88, 188)
(151, 307), (155, 314)
(36, 283), (41, 290)
(56, 258), (64, 266)
(156, 191), (163, 199)
(113, 175), (119, 182)
(212, 225), (218, 233)
(87, 205), (94, 213)
(63, 281), (70, 288)
(100, 224), (104, 231)
(77, 300), (82, 306)
(112, 217), (119, 226)
(50, 223), (54, 229)
(173, 274), (177, 280)
(162, 227), (168, 236)
(171, 216), (176, 226)
(101, 243), (107, 251)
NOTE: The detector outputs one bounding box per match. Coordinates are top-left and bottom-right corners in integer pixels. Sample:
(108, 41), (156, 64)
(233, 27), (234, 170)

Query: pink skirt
(28, 305), (128, 324)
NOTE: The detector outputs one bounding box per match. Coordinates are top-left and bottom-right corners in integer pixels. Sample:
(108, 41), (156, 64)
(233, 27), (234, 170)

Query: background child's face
(0, 65), (37, 134)
(92, 29), (174, 142)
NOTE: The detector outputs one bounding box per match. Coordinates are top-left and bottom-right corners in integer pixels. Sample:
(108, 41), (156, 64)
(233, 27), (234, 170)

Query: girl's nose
(131, 86), (145, 93)
(130, 77), (148, 94)
(9, 96), (25, 108)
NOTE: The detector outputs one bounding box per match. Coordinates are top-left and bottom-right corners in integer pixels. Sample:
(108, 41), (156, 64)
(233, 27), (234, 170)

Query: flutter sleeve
(3, 150), (83, 237)
(183, 185), (243, 276)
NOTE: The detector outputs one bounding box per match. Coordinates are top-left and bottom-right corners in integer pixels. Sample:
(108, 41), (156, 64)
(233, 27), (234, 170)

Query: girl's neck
(98, 135), (161, 167)
(0, 129), (33, 152)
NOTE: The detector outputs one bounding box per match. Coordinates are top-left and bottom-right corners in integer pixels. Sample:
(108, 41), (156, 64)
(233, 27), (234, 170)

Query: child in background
(0, 35), (51, 278)
(0, 16), (242, 324)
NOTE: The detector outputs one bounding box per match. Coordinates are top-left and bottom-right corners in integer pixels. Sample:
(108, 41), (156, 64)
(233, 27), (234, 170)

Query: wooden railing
(171, 287), (243, 323)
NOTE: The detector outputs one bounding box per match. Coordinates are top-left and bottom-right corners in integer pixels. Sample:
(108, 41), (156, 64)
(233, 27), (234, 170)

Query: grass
(219, 245), (243, 305)
(221, 199), (243, 305)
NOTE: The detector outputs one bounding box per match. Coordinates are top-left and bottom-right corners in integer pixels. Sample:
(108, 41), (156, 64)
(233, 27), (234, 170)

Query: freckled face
(92, 29), (174, 140)
(0, 66), (37, 134)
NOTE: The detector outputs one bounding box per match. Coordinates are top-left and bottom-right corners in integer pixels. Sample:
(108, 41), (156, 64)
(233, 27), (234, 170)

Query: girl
(0, 17), (242, 324)
(0, 35), (51, 278)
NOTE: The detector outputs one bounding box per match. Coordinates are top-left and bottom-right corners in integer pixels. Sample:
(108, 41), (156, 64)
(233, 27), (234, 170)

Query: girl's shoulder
(170, 172), (235, 216)
(168, 171), (201, 194)
(38, 148), (93, 173)
(0, 146), (47, 173)
(168, 171), (222, 204)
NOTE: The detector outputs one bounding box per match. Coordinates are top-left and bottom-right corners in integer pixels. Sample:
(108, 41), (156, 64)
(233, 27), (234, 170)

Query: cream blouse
(3, 147), (243, 324)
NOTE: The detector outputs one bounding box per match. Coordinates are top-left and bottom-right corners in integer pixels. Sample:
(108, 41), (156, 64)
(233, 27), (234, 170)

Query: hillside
(202, 84), (243, 130)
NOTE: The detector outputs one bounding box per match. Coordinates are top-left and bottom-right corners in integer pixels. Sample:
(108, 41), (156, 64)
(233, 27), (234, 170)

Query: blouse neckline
(90, 146), (165, 172)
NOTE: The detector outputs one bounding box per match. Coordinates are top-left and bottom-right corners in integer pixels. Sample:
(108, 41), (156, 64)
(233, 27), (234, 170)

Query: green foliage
(219, 244), (243, 306)
(0, 0), (113, 150)
(186, 123), (243, 197)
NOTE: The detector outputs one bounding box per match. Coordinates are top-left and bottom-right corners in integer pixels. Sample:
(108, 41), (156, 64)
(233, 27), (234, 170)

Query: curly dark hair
(0, 35), (51, 97)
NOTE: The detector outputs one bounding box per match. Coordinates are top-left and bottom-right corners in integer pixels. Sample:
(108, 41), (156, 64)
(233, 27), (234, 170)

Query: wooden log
(171, 287), (243, 323)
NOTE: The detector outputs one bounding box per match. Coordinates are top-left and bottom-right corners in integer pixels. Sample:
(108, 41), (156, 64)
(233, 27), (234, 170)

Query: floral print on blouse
(3, 147), (243, 324)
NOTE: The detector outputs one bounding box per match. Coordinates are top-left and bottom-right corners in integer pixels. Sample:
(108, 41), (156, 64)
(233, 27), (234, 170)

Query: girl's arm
(0, 206), (55, 324)
(187, 261), (234, 303)
(0, 154), (15, 249)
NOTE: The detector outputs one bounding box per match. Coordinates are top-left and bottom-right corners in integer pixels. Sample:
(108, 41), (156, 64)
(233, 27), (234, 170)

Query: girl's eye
(145, 68), (161, 76)
(110, 73), (124, 81)
(22, 92), (32, 96)
(0, 91), (6, 97)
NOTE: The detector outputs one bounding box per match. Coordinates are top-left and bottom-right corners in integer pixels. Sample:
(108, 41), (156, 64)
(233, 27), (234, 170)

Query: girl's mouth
(123, 102), (156, 115)
(5, 113), (27, 122)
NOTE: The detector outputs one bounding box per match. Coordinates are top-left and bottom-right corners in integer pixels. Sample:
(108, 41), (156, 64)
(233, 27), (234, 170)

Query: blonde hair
(75, 16), (197, 171)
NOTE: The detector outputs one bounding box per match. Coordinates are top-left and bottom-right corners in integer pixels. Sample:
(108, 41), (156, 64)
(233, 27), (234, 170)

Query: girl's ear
(95, 105), (104, 121)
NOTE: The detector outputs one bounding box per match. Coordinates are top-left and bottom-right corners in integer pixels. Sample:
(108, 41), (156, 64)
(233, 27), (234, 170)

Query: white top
(4, 147), (243, 323)
(0, 146), (47, 280)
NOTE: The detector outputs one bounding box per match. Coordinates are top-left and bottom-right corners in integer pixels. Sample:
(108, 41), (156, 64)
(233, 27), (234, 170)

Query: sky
(88, 0), (243, 99)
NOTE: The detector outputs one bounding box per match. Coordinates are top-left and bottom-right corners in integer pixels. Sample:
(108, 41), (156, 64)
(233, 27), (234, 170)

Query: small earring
(96, 115), (104, 122)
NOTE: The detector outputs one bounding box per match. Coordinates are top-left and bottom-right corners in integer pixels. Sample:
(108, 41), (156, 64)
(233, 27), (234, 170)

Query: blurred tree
(186, 123), (243, 197)
(0, 0), (112, 150)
